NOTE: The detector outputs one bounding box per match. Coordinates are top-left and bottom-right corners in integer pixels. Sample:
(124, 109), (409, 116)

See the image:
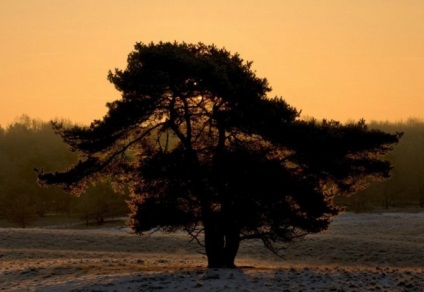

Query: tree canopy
(37, 42), (401, 268)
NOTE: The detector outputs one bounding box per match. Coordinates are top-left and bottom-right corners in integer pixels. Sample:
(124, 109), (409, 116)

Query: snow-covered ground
(1, 211), (424, 291)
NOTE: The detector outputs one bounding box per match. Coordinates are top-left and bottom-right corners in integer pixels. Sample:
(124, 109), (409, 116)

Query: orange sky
(1, 0), (423, 127)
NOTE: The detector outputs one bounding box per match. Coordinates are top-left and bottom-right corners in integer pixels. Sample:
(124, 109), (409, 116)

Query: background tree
(0, 116), (77, 225)
(38, 42), (401, 268)
(336, 119), (424, 210)
(0, 115), (130, 227)
(2, 186), (37, 228)
(76, 182), (129, 225)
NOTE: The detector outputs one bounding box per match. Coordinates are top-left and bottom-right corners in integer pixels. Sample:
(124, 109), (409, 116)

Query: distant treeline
(0, 116), (423, 227)
(335, 118), (424, 211)
(0, 115), (128, 228)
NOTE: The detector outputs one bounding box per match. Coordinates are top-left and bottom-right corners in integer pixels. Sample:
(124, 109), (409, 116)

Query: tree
(3, 186), (37, 228)
(336, 119), (424, 210)
(75, 182), (129, 225)
(37, 42), (401, 268)
(0, 116), (78, 225)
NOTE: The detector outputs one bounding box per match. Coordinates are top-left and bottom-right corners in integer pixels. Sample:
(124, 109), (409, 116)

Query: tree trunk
(204, 217), (240, 268)
(222, 223), (240, 268)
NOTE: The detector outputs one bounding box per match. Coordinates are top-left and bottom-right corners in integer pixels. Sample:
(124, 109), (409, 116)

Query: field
(1, 211), (424, 291)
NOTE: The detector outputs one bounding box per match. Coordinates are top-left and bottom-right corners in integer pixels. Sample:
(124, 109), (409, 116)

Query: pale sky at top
(0, 0), (423, 127)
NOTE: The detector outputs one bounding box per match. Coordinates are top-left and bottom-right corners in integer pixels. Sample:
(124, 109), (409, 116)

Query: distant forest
(0, 115), (423, 227)
(0, 115), (128, 228)
(335, 118), (424, 211)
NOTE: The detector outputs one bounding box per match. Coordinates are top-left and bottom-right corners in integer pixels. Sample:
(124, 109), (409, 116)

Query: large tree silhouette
(37, 42), (401, 268)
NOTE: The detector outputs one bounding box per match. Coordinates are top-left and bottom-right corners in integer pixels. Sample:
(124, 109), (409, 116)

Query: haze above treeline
(2, 114), (424, 129)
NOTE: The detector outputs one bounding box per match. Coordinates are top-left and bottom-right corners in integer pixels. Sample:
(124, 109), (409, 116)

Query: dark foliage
(37, 42), (401, 267)
(335, 119), (423, 210)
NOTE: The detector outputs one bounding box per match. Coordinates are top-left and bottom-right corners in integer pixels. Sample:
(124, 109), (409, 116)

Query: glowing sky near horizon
(0, 0), (423, 127)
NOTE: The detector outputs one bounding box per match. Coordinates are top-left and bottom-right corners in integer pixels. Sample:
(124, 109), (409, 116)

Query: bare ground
(1, 211), (424, 291)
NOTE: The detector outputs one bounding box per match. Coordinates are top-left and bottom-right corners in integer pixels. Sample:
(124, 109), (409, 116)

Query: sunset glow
(1, 0), (423, 126)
